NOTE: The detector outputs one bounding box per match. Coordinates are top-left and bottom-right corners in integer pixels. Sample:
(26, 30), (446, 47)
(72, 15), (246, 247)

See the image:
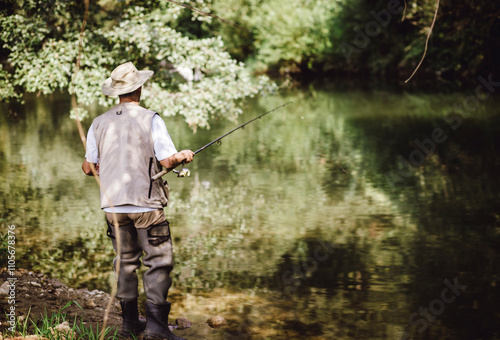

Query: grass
(0, 230), (8, 261)
(5, 301), (130, 340)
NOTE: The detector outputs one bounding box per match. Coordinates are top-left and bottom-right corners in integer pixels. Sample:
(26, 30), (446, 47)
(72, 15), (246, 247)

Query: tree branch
(405, 0), (440, 83)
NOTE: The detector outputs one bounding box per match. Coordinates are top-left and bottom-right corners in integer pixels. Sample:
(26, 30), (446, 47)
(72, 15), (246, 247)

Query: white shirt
(85, 113), (177, 213)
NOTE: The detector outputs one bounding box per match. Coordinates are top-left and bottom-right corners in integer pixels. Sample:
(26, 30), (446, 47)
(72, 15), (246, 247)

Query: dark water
(1, 86), (500, 339)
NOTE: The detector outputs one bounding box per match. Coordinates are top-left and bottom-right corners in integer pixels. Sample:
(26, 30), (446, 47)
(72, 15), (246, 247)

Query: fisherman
(82, 61), (194, 340)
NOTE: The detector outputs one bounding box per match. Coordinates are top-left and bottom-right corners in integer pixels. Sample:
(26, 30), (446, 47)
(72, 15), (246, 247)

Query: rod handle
(151, 169), (168, 181)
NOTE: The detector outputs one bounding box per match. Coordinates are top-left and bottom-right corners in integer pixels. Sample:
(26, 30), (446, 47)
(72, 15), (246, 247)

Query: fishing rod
(151, 101), (292, 181)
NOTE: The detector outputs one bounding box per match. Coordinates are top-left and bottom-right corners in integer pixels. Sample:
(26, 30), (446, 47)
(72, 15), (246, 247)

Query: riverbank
(0, 267), (123, 339)
(0, 268), (234, 339)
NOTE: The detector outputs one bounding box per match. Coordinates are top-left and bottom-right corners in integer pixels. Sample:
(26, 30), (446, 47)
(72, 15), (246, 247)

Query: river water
(1, 85), (500, 339)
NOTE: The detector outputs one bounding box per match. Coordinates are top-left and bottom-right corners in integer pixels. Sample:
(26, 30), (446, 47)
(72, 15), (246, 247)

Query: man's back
(93, 102), (168, 209)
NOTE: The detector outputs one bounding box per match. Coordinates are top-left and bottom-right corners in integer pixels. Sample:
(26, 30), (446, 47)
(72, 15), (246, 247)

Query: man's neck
(119, 98), (140, 105)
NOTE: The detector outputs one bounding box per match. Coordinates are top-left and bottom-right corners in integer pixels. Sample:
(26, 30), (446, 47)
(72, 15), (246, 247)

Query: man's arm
(83, 122), (99, 176)
(152, 114), (195, 170)
(159, 150), (195, 170)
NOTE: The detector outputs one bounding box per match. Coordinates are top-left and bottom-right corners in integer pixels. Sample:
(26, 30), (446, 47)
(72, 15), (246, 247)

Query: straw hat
(102, 62), (154, 96)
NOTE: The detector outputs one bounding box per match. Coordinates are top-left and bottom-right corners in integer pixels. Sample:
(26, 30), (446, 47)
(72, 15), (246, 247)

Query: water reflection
(1, 88), (500, 339)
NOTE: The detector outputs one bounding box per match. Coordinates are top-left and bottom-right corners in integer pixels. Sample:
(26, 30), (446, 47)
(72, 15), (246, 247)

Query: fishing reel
(173, 168), (191, 177)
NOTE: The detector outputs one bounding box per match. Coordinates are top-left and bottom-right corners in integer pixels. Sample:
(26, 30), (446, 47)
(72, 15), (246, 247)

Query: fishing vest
(93, 102), (169, 210)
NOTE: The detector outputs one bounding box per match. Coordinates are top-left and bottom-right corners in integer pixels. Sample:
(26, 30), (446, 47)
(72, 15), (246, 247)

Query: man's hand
(160, 150), (195, 170)
(82, 160), (99, 176)
(178, 150), (195, 164)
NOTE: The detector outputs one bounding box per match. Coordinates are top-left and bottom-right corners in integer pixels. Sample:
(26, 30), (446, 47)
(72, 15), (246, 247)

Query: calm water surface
(1, 85), (500, 339)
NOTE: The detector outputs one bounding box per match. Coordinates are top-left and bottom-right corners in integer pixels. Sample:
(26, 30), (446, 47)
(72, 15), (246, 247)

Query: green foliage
(2, 0), (499, 94)
(0, 0), (275, 129)
(403, 0), (500, 77)
(329, 0), (500, 80)
(211, 0), (339, 74)
(0, 65), (20, 101)
(250, 0), (338, 73)
(210, 0), (500, 81)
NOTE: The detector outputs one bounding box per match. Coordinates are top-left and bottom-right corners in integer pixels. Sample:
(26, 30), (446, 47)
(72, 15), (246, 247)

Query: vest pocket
(106, 220), (116, 239)
(147, 220), (171, 246)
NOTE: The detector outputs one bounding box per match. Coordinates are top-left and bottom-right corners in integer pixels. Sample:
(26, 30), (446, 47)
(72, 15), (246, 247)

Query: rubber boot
(144, 301), (186, 340)
(120, 299), (147, 338)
